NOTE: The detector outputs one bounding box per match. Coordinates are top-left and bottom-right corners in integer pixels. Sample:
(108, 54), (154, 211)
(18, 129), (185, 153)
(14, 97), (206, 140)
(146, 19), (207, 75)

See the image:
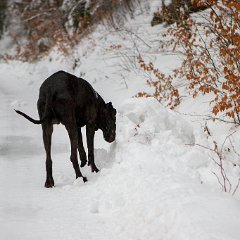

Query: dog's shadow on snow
(55, 143), (116, 189)
(83, 144), (116, 184)
(95, 148), (113, 170)
(56, 142), (117, 188)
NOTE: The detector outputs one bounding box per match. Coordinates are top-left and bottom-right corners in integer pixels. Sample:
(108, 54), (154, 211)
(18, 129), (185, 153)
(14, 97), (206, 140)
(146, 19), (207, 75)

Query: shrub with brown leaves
(136, 57), (180, 109)
(162, 0), (240, 123)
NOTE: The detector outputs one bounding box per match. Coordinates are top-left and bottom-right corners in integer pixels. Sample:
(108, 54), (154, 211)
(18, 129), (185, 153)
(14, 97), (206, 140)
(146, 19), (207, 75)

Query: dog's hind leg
(42, 122), (54, 188)
(77, 127), (87, 167)
(64, 119), (87, 183)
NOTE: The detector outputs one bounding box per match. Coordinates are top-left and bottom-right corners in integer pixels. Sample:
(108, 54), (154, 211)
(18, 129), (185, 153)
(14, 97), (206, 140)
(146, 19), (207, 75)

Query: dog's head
(100, 102), (117, 143)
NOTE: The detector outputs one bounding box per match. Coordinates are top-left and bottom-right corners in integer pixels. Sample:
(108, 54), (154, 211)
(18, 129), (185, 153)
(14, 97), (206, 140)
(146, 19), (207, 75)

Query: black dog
(15, 71), (117, 188)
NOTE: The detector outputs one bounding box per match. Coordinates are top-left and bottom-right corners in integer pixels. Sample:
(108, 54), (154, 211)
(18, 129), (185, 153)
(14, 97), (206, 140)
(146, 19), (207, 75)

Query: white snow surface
(1, 1), (240, 240)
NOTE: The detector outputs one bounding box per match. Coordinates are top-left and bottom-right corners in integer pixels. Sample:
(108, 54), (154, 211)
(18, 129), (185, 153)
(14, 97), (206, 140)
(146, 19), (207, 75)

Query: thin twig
(212, 171), (224, 191)
(232, 178), (240, 196)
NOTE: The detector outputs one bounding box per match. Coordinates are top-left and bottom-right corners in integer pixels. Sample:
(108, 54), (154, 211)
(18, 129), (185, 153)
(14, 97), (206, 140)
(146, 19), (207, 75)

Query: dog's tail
(14, 109), (47, 124)
(15, 94), (50, 125)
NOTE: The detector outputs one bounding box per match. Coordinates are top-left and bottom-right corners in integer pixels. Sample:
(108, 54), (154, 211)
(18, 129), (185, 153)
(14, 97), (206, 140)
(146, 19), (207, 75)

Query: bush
(136, 57), (180, 109)
(2, 0), (139, 61)
(151, 0), (208, 26)
(163, 0), (240, 123)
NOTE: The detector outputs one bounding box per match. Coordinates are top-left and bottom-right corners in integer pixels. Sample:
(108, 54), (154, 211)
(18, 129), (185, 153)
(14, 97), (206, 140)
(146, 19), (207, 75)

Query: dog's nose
(110, 134), (116, 142)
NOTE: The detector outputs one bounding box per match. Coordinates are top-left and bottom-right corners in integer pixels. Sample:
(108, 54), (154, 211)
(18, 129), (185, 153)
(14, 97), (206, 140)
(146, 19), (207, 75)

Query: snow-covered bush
(151, 0), (208, 26)
(148, 0), (240, 124)
(0, 0), (139, 61)
(171, 0), (240, 123)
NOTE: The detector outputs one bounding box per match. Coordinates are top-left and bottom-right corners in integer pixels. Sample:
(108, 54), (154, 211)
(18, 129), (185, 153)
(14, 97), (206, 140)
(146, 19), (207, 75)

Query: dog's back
(37, 70), (102, 126)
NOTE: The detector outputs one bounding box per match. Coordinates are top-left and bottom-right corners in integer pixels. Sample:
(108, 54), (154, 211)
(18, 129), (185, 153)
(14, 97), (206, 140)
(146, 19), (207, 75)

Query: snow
(1, 1), (240, 240)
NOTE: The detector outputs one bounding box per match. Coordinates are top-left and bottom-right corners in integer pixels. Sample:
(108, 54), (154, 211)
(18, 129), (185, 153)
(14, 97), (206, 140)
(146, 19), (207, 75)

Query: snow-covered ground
(1, 2), (240, 240)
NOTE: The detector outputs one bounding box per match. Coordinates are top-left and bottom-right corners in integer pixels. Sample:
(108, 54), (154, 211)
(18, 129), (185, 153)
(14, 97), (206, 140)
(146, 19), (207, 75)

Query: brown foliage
(162, 0), (240, 123)
(136, 57), (180, 109)
(6, 0), (74, 61)
(151, 0), (208, 26)
(4, 0), (139, 62)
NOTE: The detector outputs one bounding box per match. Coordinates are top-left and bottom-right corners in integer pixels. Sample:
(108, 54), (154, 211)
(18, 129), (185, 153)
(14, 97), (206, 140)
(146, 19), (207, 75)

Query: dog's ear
(106, 102), (112, 109)
(106, 102), (116, 115)
(108, 102), (113, 108)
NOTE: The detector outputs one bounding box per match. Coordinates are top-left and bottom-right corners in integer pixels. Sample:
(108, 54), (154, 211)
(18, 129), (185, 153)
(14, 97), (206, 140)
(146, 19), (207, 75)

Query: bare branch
(232, 178), (240, 196)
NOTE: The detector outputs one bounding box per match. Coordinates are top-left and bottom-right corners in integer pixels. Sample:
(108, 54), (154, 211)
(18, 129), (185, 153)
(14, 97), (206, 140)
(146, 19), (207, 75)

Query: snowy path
(1, 4), (240, 237)
(1, 68), (240, 240)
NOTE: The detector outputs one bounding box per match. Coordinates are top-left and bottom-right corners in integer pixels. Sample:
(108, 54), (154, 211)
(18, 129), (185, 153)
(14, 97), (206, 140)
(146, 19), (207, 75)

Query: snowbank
(1, 85), (240, 240)
(1, 1), (240, 239)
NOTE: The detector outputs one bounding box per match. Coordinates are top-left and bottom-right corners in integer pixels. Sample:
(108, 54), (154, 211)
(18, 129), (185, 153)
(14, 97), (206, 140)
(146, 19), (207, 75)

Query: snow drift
(1, 1), (240, 239)
(2, 96), (240, 240)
